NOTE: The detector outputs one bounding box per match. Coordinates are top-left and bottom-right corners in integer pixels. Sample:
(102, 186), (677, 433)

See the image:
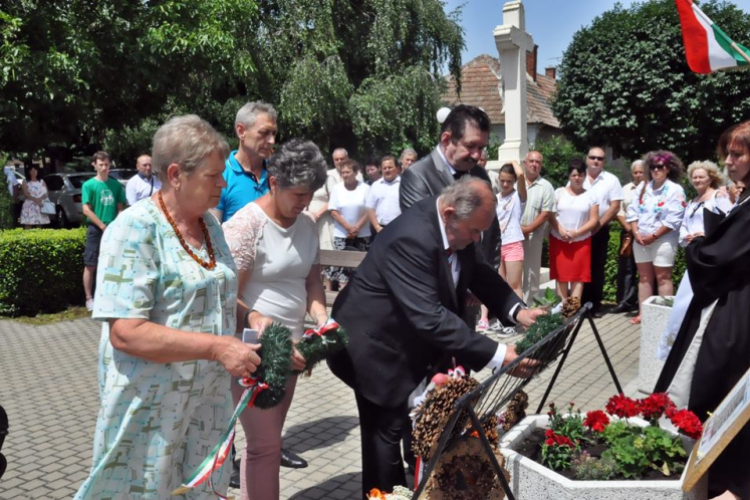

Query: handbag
(619, 231), (633, 258)
(40, 200), (55, 215)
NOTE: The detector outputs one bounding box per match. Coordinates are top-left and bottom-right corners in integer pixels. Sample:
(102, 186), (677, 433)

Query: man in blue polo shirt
(212, 101), (278, 222)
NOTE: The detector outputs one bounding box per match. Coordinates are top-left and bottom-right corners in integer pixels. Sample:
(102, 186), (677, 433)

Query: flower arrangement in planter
(527, 393), (702, 481)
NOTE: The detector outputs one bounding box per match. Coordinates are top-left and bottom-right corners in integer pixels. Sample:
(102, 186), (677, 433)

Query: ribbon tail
(172, 384), (260, 496)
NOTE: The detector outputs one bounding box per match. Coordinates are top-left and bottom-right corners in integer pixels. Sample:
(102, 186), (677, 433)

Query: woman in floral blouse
(626, 151), (686, 324)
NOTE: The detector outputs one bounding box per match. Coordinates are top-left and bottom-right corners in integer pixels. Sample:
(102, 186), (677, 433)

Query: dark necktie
(453, 170), (467, 181)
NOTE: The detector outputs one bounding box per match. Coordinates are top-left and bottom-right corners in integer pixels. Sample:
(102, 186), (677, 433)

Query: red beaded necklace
(158, 191), (216, 270)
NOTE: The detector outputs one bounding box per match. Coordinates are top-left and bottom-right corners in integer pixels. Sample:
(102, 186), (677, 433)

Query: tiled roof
(442, 54), (560, 128)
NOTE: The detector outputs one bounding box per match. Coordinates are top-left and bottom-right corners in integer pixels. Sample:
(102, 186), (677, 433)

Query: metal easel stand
(412, 302), (623, 500)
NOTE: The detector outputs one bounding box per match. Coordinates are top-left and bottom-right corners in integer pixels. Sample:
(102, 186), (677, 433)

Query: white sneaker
(86, 298), (94, 311)
(487, 319), (503, 332)
(498, 326), (517, 338)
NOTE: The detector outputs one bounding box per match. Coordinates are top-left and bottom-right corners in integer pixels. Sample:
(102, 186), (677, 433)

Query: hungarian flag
(675, 0), (750, 73)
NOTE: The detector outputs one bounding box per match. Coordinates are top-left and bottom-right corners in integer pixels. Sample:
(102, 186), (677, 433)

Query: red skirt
(549, 235), (592, 282)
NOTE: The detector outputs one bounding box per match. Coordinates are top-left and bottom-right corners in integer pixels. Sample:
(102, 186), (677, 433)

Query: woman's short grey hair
(267, 139), (328, 191)
(152, 115), (229, 181)
(235, 101), (277, 129)
(631, 159), (644, 172)
(440, 176), (496, 220)
(688, 160), (725, 189)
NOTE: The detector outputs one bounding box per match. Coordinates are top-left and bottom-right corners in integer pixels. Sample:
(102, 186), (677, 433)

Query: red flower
(639, 393), (676, 421)
(584, 410), (610, 433)
(668, 409), (703, 440)
(606, 394), (640, 418)
(543, 430), (575, 449)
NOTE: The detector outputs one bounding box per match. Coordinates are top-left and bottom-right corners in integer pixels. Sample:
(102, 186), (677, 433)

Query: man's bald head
(439, 177), (496, 250)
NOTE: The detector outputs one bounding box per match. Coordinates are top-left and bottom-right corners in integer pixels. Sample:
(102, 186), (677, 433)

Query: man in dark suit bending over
(328, 178), (545, 498)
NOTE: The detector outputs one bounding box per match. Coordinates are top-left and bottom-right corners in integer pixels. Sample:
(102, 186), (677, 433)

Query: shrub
(532, 136), (582, 189)
(0, 228), (86, 316)
(603, 223), (686, 303)
(0, 186), (14, 230)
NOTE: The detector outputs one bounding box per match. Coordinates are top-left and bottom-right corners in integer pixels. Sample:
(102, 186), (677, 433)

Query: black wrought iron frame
(412, 302), (623, 499)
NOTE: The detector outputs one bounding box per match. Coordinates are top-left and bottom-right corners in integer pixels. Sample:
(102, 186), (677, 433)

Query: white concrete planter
(499, 414), (707, 500)
(639, 295), (673, 394)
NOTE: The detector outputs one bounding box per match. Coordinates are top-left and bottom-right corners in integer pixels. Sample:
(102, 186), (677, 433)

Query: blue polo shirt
(217, 150), (269, 222)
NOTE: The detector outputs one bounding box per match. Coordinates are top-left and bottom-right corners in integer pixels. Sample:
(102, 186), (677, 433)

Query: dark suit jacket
(328, 197), (523, 408)
(399, 148), (501, 268)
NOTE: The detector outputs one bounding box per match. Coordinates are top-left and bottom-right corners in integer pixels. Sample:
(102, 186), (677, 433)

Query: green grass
(1, 306), (91, 325)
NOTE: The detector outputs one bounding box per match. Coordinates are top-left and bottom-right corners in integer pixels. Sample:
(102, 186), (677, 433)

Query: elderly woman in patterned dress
(74, 115), (261, 499)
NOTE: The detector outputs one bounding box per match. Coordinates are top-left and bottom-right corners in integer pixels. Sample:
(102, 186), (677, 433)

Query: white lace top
(222, 203), (320, 338)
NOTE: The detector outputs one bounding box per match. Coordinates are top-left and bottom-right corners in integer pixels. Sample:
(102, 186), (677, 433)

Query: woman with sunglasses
(626, 151), (686, 324)
(655, 121), (750, 500)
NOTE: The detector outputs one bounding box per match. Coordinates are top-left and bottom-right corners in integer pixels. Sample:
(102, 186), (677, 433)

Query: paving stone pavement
(0, 311), (640, 499)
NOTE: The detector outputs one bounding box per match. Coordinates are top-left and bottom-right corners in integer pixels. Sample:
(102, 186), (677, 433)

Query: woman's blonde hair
(152, 115), (229, 182)
(687, 160), (725, 189)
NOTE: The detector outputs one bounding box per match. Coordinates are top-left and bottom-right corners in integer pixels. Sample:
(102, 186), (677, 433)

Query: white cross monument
(490, 0), (535, 167)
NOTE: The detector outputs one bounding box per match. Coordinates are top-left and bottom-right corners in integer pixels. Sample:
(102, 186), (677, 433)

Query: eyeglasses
(650, 164), (667, 171)
(588, 155), (605, 161)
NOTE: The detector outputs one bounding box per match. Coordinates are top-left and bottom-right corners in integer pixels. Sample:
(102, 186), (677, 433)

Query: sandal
(629, 315), (642, 325)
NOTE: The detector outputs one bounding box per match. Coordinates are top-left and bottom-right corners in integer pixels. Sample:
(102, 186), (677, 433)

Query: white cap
(436, 107), (452, 124)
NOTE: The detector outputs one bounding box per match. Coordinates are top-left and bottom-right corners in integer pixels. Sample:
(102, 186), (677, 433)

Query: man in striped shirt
(520, 151), (555, 304)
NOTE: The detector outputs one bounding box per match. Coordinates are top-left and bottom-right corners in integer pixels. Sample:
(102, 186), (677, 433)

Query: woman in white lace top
(222, 139), (329, 500)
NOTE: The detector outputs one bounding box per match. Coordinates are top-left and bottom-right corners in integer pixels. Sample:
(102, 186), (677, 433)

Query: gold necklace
(158, 191), (216, 270)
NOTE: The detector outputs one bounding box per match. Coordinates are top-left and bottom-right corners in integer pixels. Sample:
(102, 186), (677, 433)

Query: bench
(319, 249), (367, 306)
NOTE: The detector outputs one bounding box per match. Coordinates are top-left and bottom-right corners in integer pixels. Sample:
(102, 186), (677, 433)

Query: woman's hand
(291, 343), (307, 372)
(247, 311), (274, 335)
(641, 233), (657, 246)
(684, 232), (704, 244)
(347, 225), (360, 238)
(214, 337), (261, 377)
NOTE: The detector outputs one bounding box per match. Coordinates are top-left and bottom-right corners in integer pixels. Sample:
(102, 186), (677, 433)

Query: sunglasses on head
(588, 155), (605, 161)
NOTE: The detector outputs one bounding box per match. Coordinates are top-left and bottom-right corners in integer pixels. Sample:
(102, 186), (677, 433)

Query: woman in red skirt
(548, 158), (600, 301)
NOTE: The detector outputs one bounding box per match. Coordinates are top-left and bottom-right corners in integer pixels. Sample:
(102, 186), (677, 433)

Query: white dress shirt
(436, 200), (519, 370)
(126, 173), (162, 205)
(366, 176), (402, 225)
(583, 171), (624, 220)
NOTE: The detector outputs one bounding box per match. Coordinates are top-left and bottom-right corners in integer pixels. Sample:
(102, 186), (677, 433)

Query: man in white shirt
(582, 147), (624, 316)
(125, 154), (161, 205)
(366, 155), (402, 240)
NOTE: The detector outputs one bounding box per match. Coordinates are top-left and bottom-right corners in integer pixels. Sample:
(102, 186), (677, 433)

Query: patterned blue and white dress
(74, 199), (238, 499)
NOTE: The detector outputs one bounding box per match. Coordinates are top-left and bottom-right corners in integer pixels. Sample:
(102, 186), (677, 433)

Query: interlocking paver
(0, 311), (640, 498)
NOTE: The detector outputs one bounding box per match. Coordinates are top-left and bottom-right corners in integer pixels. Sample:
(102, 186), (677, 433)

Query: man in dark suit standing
(400, 105), (501, 270)
(328, 178), (544, 498)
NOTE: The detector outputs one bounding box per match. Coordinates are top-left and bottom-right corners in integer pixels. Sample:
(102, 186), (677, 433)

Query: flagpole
(731, 42), (750, 65)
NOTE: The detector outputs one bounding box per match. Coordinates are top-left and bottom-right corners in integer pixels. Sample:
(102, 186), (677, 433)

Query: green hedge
(542, 224), (687, 303)
(0, 228), (86, 316)
(604, 223), (686, 303)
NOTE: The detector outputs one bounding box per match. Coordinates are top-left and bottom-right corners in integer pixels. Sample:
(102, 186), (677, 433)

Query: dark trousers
(615, 231), (638, 308)
(356, 393), (410, 499)
(583, 227), (610, 311)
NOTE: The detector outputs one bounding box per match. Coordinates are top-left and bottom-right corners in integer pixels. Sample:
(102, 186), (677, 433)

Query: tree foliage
(0, 0), (257, 166)
(553, 0), (750, 163)
(1, 0), (464, 166)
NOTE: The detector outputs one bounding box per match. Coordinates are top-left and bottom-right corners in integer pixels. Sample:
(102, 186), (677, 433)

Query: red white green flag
(675, 0), (750, 73)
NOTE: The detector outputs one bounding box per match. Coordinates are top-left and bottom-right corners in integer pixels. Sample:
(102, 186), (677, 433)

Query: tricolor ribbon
(447, 365), (466, 379)
(302, 320), (340, 342)
(171, 376), (268, 497)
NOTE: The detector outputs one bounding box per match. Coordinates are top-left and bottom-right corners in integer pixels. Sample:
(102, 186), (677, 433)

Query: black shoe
(280, 449), (308, 469)
(229, 459), (240, 488)
(591, 309), (604, 319)
(610, 303), (633, 314)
